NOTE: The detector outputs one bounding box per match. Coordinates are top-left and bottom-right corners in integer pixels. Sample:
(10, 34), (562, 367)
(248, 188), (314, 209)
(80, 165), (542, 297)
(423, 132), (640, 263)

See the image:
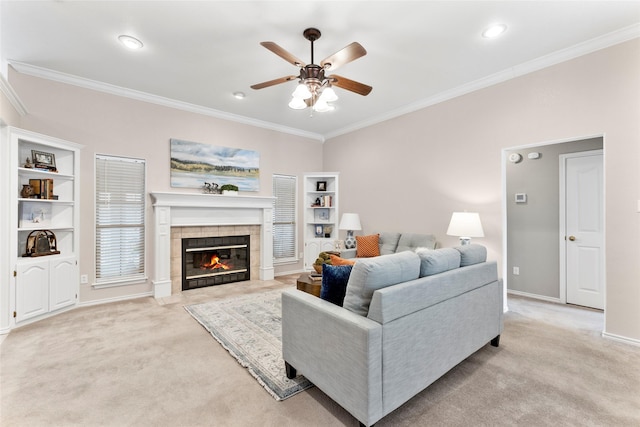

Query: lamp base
(344, 230), (356, 249)
(459, 237), (471, 246)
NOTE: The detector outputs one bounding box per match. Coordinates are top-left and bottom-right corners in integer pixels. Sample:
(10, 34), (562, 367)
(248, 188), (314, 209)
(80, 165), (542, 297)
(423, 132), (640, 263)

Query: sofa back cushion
(343, 251), (421, 316)
(396, 233), (437, 253)
(455, 244), (487, 266)
(416, 247), (461, 277)
(378, 232), (401, 255)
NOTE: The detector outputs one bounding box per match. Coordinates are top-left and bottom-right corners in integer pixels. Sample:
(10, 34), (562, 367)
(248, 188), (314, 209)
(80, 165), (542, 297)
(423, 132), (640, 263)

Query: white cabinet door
(16, 261), (50, 322)
(304, 239), (337, 270)
(50, 256), (77, 311)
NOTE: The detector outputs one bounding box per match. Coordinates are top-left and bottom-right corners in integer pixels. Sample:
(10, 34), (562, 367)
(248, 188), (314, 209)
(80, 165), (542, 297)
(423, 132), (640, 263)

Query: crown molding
(0, 72), (27, 116)
(324, 23), (640, 140)
(8, 23), (639, 143)
(8, 61), (325, 142)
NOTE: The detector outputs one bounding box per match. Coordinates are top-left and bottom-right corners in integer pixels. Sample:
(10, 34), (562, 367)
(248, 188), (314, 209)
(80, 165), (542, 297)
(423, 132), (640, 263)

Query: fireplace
(182, 235), (250, 290)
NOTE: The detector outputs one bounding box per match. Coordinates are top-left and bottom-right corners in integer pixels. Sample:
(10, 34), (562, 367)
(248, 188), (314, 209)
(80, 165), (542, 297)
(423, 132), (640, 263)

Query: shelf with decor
(8, 127), (82, 325)
(303, 172), (339, 270)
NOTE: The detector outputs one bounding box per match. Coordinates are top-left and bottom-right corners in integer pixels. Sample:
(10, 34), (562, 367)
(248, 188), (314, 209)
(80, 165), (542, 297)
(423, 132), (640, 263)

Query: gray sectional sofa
(282, 245), (503, 427)
(341, 231), (437, 259)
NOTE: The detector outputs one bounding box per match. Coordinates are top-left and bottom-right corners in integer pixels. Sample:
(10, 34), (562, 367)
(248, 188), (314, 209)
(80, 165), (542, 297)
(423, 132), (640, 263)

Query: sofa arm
(281, 289), (383, 426)
(341, 248), (357, 259)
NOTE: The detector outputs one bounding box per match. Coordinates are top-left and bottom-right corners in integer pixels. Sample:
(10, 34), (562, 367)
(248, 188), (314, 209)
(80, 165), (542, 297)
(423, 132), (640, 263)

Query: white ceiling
(2, 1), (639, 141)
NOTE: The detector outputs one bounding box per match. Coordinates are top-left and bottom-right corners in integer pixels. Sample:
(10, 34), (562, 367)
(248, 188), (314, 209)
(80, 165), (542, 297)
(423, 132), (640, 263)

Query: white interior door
(563, 151), (604, 310)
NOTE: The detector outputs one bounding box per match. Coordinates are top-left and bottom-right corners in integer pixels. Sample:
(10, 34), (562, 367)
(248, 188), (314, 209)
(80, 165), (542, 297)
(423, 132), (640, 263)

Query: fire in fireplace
(182, 235), (250, 290)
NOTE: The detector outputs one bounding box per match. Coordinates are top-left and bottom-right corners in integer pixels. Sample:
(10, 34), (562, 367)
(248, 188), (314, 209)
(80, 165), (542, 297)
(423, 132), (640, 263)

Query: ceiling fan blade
(250, 75), (298, 90)
(329, 74), (372, 96)
(260, 42), (306, 67)
(320, 42), (367, 71)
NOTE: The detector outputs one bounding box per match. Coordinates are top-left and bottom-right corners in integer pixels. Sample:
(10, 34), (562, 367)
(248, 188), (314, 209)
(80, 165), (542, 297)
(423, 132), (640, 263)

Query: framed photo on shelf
(315, 224), (324, 237)
(316, 181), (327, 191)
(31, 150), (56, 170)
(314, 208), (330, 222)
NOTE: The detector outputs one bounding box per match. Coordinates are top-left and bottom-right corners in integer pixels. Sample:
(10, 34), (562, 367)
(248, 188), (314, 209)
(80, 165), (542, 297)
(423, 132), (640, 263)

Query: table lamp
(446, 212), (484, 245)
(339, 213), (362, 249)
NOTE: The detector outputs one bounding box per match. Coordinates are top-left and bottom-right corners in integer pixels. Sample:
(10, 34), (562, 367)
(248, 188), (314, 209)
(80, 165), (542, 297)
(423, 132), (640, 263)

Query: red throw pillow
(356, 234), (380, 258)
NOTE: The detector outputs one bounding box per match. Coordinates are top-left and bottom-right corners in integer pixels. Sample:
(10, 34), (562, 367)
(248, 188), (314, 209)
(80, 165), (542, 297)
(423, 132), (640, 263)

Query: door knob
(568, 236), (576, 241)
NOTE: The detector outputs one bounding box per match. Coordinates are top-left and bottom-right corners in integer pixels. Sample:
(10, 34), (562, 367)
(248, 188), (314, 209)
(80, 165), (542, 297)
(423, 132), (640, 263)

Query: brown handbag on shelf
(23, 229), (60, 257)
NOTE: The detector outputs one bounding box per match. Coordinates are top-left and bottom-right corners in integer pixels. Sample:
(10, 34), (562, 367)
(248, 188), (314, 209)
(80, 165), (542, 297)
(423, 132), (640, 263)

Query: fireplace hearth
(182, 235), (250, 290)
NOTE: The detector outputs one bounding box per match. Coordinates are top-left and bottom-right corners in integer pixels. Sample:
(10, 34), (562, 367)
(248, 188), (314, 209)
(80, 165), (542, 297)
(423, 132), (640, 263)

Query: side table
(296, 273), (322, 297)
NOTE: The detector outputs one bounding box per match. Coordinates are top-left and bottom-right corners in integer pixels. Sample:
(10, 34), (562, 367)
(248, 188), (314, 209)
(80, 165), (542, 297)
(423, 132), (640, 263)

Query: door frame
(558, 149), (604, 307)
(502, 134), (605, 311)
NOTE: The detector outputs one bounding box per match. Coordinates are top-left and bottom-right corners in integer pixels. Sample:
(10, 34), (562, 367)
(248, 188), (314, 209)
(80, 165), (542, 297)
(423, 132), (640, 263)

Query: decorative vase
(222, 190), (238, 196)
(21, 184), (34, 198)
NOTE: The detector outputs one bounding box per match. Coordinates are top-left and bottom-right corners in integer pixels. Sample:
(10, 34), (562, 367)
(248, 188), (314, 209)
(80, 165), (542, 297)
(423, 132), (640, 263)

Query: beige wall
(324, 39), (640, 342)
(9, 69), (322, 303)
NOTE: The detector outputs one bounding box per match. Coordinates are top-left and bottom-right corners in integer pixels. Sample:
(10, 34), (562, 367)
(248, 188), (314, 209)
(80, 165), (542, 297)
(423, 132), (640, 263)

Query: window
(95, 155), (146, 286)
(272, 174), (297, 263)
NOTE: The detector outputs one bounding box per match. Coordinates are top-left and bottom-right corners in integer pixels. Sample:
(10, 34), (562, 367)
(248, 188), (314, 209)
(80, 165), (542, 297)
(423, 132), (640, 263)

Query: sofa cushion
(455, 244), (487, 266)
(378, 232), (401, 255)
(415, 247), (461, 277)
(320, 264), (353, 306)
(330, 254), (356, 266)
(356, 234), (380, 258)
(343, 251), (421, 316)
(396, 233), (437, 253)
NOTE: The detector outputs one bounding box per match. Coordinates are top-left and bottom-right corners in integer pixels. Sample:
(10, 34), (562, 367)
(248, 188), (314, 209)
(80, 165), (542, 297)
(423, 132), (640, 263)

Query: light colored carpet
(1, 277), (639, 426)
(185, 289), (312, 400)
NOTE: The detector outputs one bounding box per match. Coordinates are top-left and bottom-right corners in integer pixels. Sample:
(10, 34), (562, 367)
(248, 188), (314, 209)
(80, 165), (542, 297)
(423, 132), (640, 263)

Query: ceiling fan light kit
(251, 28), (372, 113)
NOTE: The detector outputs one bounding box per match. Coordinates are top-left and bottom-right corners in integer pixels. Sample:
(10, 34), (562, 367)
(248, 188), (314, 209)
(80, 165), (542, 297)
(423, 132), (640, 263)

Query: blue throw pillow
(320, 264), (353, 306)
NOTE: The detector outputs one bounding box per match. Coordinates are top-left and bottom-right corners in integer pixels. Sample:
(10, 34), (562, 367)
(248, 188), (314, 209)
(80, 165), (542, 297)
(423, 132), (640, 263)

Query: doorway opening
(503, 136), (604, 316)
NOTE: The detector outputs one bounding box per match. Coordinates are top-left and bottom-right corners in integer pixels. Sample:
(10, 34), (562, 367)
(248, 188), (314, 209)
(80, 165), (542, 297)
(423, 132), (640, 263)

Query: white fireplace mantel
(150, 191), (276, 298)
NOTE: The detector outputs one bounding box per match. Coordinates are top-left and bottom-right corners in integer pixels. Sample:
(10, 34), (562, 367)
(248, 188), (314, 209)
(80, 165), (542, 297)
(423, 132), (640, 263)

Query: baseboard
(602, 331), (640, 347)
(507, 289), (562, 304)
(275, 268), (306, 277)
(78, 291), (154, 308)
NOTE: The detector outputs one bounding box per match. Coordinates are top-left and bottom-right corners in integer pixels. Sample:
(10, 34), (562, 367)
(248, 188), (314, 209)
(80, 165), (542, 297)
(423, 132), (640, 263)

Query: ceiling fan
(250, 28), (372, 112)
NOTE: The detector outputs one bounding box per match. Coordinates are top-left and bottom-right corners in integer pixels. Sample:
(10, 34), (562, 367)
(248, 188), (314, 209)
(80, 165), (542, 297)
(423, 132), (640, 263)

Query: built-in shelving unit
(8, 127), (82, 326)
(303, 172), (339, 270)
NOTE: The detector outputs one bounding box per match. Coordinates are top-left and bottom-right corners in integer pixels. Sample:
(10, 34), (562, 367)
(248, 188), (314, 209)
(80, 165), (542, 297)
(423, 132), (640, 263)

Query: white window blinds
(95, 155), (146, 284)
(272, 174), (297, 262)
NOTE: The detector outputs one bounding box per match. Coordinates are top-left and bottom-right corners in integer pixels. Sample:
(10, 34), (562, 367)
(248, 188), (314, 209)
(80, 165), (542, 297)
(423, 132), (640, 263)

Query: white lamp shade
(339, 213), (362, 231)
(288, 97), (307, 110)
(292, 83), (312, 100)
(446, 212), (484, 238)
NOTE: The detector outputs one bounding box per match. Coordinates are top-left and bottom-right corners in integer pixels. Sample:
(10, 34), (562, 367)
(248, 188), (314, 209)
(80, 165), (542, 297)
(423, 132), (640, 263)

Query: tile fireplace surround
(150, 192), (275, 298)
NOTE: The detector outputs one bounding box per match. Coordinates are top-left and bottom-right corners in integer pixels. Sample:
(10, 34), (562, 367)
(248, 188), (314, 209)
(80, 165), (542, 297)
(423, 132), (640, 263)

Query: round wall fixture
(508, 153), (523, 163)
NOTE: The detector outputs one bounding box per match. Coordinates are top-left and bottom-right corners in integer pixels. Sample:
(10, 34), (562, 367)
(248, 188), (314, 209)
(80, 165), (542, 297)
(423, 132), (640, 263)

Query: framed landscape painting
(170, 139), (260, 191)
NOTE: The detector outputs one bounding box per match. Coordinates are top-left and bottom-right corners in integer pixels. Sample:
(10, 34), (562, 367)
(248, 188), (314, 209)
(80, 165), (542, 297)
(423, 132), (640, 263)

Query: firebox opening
(182, 235), (250, 291)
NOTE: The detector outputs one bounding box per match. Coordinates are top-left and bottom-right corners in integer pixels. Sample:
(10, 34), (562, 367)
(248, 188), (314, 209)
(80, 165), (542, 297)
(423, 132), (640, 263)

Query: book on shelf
(28, 178), (54, 199)
(320, 195), (332, 207)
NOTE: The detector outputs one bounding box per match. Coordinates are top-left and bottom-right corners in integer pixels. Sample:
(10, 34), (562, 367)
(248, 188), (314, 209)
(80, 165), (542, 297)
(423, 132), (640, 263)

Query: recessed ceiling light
(482, 24), (507, 39)
(118, 35), (143, 50)
(233, 92), (246, 99)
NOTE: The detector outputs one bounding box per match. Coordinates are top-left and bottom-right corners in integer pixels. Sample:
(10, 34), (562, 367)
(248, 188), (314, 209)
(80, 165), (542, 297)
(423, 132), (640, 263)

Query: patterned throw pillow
(320, 264), (353, 306)
(356, 234), (380, 257)
(330, 254), (356, 266)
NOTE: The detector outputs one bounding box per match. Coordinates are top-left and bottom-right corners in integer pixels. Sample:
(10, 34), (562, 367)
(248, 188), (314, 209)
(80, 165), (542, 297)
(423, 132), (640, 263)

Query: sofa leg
(285, 361), (297, 379)
(491, 335), (500, 347)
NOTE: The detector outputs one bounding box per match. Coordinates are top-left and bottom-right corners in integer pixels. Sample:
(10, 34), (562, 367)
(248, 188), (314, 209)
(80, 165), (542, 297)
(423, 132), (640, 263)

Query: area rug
(184, 289), (313, 401)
